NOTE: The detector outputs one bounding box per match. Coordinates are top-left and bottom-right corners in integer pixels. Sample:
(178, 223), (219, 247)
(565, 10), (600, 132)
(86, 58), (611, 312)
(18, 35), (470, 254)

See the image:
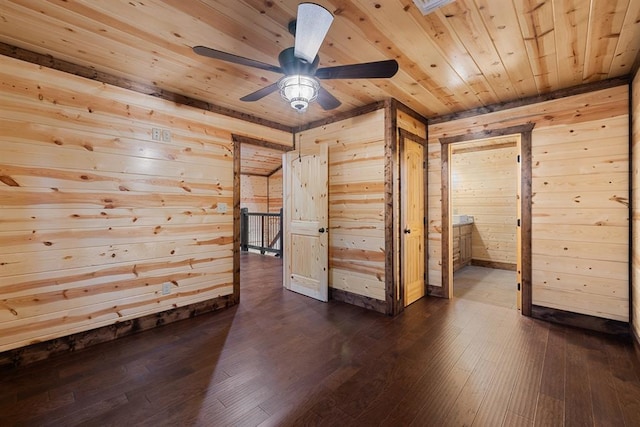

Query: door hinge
(517, 155), (521, 163)
(517, 218), (521, 227)
(517, 283), (521, 291)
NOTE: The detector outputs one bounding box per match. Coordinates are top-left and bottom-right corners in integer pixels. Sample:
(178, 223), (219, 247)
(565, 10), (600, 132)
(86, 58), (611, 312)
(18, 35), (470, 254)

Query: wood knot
(0, 176), (20, 187)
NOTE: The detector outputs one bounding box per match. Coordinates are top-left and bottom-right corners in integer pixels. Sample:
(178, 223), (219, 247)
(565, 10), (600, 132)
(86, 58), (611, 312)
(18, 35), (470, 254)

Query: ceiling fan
(193, 2), (399, 112)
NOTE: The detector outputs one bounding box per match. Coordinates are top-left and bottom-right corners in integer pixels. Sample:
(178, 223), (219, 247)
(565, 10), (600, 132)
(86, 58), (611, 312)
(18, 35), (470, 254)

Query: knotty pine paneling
(241, 144), (284, 177)
(632, 68), (640, 339)
(0, 55), (290, 352)
(451, 138), (518, 267)
(397, 109), (427, 138)
(297, 109), (386, 301)
(429, 85), (629, 322)
(240, 175), (268, 212)
(268, 168), (283, 213)
(531, 116), (629, 321)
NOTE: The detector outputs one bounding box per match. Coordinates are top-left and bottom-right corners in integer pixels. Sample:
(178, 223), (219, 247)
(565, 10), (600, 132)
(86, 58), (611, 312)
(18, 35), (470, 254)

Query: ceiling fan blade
(315, 60), (399, 79)
(317, 86), (341, 110)
(193, 46), (283, 74)
(294, 3), (334, 63)
(240, 82), (280, 102)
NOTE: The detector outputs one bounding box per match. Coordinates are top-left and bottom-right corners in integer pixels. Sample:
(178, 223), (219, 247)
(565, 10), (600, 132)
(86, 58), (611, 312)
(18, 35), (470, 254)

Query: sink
(453, 215), (474, 225)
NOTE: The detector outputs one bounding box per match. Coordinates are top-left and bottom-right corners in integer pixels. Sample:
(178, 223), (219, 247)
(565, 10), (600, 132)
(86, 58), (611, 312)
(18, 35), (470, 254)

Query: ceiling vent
(412, 0), (455, 15)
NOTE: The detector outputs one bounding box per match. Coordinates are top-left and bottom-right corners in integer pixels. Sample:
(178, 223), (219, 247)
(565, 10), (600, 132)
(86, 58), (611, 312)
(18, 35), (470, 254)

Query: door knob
(319, 227), (326, 233)
(404, 228), (411, 234)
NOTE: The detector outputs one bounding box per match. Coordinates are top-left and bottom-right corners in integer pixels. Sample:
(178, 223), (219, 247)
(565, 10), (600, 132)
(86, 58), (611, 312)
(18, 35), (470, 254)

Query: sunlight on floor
(453, 266), (517, 309)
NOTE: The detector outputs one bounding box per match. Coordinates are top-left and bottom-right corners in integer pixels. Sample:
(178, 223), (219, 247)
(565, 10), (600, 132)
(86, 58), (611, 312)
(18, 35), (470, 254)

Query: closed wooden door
(283, 144), (329, 302)
(402, 138), (425, 306)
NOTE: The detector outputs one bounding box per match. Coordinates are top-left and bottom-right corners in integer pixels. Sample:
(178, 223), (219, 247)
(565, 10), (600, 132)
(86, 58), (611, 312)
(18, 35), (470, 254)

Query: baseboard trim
(531, 304), (630, 337)
(427, 285), (446, 298)
(470, 259), (517, 271)
(330, 288), (386, 314)
(0, 294), (236, 370)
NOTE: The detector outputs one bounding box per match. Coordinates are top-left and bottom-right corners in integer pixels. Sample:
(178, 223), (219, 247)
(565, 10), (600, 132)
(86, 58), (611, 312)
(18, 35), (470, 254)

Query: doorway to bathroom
(440, 124), (533, 314)
(450, 135), (519, 309)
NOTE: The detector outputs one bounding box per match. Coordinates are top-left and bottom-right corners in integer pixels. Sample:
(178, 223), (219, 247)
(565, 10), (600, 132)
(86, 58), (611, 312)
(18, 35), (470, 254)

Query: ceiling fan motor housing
(278, 47), (319, 76)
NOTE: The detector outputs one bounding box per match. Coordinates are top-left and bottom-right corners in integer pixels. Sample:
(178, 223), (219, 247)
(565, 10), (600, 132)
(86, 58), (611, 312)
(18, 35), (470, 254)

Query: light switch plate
(162, 282), (171, 295)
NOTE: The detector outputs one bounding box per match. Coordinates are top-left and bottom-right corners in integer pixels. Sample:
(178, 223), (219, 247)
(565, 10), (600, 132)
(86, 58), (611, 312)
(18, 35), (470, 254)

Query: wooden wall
(240, 175), (268, 212)
(240, 169), (283, 213)
(632, 69), (640, 338)
(0, 55), (291, 352)
(296, 109), (387, 302)
(451, 138), (518, 268)
(268, 168), (283, 213)
(429, 85), (630, 322)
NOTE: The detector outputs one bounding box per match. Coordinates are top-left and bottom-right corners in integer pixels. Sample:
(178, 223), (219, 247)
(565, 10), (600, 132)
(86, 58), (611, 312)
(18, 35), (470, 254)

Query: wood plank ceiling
(0, 0), (639, 129)
(241, 143), (285, 176)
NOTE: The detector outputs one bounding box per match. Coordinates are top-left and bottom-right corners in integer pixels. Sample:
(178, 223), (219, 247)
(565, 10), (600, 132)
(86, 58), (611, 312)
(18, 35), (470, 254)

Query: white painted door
(283, 144), (329, 302)
(402, 138), (425, 306)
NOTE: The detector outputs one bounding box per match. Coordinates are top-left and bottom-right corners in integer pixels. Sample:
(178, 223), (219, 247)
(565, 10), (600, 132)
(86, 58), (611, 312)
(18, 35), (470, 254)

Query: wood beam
(232, 134), (294, 151)
(297, 101), (386, 132)
(233, 138), (241, 305)
(384, 98), (397, 315)
(268, 165), (283, 177)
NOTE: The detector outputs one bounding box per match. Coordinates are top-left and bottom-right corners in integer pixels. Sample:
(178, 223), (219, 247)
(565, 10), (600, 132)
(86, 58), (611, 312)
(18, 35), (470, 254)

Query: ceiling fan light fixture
(278, 74), (319, 112)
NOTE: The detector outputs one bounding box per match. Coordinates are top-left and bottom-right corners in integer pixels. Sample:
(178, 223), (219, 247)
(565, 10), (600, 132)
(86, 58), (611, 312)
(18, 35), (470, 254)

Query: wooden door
(283, 144), (329, 302)
(402, 138), (425, 306)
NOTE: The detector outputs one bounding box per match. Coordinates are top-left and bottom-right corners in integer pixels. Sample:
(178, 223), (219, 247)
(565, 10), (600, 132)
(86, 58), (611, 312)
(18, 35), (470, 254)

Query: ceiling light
(412, 0), (455, 15)
(278, 74), (319, 112)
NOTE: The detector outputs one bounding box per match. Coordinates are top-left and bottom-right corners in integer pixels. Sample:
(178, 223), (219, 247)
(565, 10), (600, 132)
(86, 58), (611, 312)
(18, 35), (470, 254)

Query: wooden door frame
(232, 136), (241, 304)
(439, 123), (534, 316)
(396, 128), (428, 315)
(231, 134), (294, 304)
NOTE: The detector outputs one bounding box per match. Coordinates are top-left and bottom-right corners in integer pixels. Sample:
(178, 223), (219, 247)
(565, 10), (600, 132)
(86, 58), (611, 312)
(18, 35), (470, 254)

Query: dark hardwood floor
(2, 252), (640, 426)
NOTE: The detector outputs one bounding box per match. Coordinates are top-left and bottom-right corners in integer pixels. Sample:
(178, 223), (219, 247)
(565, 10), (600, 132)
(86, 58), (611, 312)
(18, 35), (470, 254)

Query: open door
(283, 144), (329, 302)
(401, 137), (425, 306)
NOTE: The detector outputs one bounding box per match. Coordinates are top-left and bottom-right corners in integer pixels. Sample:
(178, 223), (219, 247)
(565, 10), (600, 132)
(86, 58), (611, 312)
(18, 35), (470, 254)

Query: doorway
(440, 124), (533, 316)
(449, 135), (519, 309)
(232, 134), (292, 303)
